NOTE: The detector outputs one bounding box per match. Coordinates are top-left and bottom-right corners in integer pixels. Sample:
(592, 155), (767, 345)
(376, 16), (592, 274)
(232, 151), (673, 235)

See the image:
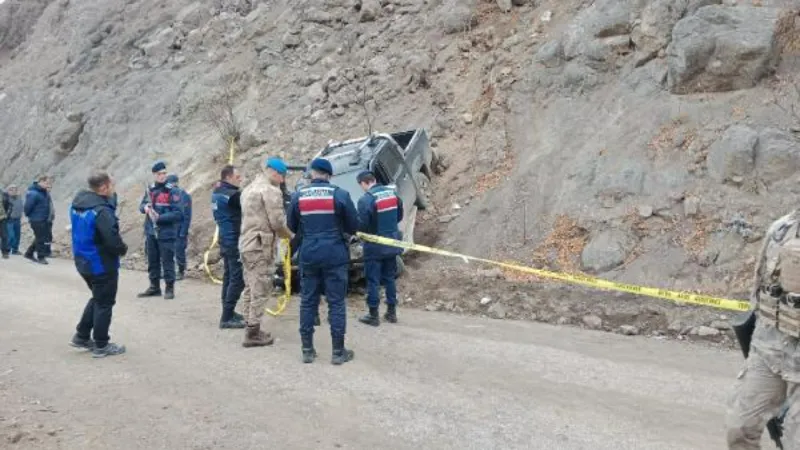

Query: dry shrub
(532, 215), (589, 273)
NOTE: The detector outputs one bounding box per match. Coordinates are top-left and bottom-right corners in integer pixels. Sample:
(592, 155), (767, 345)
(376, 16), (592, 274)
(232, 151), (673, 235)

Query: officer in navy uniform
(166, 174), (192, 281)
(287, 158), (359, 365)
(211, 165), (246, 329)
(355, 170), (404, 326)
(137, 161), (184, 300)
(68, 171), (128, 358)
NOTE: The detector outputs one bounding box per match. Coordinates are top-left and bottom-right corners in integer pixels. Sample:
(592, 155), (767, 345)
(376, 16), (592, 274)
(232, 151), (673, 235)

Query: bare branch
(202, 86), (242, 144)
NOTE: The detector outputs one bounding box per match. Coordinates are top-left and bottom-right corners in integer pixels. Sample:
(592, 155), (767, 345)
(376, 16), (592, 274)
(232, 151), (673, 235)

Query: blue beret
(310, 158), (333, 175)
(265, 157), (288, 175)
(356, 170), (375, 183)
(152, 161), (167, 173)
(166, 174), (179, 184)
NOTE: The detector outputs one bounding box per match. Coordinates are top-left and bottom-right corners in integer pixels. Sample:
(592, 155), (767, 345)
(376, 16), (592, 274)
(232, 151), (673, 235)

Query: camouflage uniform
(727, 211), (800, 449)
(239, 174), (292, 328)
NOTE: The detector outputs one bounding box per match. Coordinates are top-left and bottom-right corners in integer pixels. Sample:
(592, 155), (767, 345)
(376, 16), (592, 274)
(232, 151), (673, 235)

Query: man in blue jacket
(23, 175), (53, 264)
(68, 171), (128, 358)
(211, 165), (246, 329)
(355, 171), (404, 326)
(137, 161), (184, 300)
(166, 174), (192, 281)
(288, 158), (359, 365)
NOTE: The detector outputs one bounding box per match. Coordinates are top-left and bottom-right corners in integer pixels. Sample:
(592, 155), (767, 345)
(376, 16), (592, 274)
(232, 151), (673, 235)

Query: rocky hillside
(2, 0), (800, 335)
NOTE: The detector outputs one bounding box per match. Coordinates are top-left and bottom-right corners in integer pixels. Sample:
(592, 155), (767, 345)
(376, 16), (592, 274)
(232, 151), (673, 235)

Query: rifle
(731, 309), (785, 449)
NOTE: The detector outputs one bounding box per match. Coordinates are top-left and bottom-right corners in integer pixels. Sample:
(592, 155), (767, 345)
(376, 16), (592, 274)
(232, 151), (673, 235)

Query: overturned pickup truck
(273, 128), (434, 293)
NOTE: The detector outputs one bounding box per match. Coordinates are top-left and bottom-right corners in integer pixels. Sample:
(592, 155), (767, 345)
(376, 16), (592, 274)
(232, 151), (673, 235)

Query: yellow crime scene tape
(201, 137), (292, 316)
(356, 232), (751, 313)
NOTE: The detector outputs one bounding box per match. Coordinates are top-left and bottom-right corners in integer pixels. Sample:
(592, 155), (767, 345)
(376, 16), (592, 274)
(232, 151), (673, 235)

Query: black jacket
(70, 190), (128, 276)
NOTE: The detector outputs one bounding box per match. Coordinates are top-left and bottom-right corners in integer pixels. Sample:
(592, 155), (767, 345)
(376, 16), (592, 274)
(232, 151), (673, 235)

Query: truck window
(376, 147), (403, 182)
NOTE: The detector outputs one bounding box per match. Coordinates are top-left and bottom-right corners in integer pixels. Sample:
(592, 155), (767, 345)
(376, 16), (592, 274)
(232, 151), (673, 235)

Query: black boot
(331, 337), (354, 365)
(137, 283), (161, 298)
(176, 270), (185, 281)
(164, 282), (175, 300)
(301, 335), (316, 364)
(384, 304), (398, 324)
(219, 309), (245, 329)
(358, 307), (380, 327)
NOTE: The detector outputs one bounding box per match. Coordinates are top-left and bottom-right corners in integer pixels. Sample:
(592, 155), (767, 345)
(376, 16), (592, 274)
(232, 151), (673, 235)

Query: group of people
(0, 177), (56, 263)
(65, 155), (404, 366)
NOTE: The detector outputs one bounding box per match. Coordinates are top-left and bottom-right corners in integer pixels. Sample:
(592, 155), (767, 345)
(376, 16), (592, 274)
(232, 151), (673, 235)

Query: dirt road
(0, 257), (754, 449)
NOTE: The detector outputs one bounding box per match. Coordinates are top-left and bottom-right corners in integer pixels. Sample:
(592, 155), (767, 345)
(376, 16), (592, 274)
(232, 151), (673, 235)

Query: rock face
(667, 6), (787, 94)
(706, 125), (758, 183)
(581, 229), (635, 273)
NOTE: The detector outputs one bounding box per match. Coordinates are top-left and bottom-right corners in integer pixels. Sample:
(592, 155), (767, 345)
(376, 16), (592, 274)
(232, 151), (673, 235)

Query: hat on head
(356, 170), (375, 184)
(166, 174), (179, 184)
(310, 158), (333, 176)
(265, 157), (288, 175)
(151, 161), (167, 173)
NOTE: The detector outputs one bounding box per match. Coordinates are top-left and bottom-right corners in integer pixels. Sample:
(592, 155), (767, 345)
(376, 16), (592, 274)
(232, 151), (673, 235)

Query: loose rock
(496, 0), (512, 13)
(480, 296), (493, 305)
(582, 315), (603, 329)
(710, 320), (732, 331)
(488, 303), (507, 319)
(359, 0), (381, 22)
(581, 229), (636, 273)
(692, 325), (721, 336)
(706, 125), (758, 183)
(618, 325), (640, 336)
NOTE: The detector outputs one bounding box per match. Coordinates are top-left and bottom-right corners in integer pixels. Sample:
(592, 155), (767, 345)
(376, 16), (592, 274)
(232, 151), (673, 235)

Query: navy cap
(265, 157), (288, 175)
(356, 170), (375, 183)
(166, 174), (179, 184)
(152, 161), (167, 173)
(310, 158), (333, 176)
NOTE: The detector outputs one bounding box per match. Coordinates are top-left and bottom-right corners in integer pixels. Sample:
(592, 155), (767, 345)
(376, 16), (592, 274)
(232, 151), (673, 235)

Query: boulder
(438, 0), (478, 35)
(754, 128), (800, 184)
(581, 229), (636, 273)
(666, 6), (787, 94)
(706, 125), (758, 183)
(54, 121), (84, 155)
(359, 0), (381, 22)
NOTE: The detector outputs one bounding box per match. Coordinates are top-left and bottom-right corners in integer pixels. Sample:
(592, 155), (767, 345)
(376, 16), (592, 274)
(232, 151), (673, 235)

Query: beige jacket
(238, 174), (292, 261)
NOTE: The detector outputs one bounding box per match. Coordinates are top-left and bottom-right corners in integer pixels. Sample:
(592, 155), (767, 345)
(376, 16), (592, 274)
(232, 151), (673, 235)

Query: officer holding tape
(726, 210), (800, 449)
(355, 170), (404, 326)
(287, 158), (359, 365)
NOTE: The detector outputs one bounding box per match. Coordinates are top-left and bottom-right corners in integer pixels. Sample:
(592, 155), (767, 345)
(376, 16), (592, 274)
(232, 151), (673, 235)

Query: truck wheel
(395, 255), (405, 278)
(414, 172), (431, 210)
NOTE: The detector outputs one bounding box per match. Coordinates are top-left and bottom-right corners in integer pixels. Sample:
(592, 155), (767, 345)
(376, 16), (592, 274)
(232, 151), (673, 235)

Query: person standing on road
(166, 174), (192, 281)
(211, 165), (246, 329)
(355, 171), (404, 326)
(0, 187), (10, 259)
(23, 175), (53, 264)
(238, 158), (293, 346)
(6, 185), (23, 255)
(43, 183), (55, 258)
(288, 158), (359, 365)
(68, 171), (128, 358)
(137, 161), (184, 300)
(726, 210), (800, 449)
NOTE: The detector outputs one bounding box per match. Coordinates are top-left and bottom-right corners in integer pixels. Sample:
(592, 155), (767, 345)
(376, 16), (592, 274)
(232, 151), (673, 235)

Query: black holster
(732, 309), (756, 359)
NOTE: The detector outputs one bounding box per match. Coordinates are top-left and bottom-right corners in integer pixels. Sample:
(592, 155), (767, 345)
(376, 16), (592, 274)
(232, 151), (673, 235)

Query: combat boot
(68, 334), (93, 350)
(164, 282), (175, 300)
(219, 311), (245, 329)
(384, 304), (398, 324)
(331, 337), (354, 365)
(242, 323), (274, 347)
(176, 270), (185, 281)
(301, 335), (316, 363)
(137, 283), (161, 298)
(358, 307), (380, 327)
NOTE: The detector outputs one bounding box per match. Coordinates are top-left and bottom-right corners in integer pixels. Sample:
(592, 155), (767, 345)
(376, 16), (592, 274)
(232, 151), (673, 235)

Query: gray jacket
(9, 195), (23, 219)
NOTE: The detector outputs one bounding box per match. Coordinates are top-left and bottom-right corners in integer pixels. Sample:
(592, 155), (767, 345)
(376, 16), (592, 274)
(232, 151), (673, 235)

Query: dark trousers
(7, 218), (21, 253)
(25, 220), (48, 260)
(175, 235), (188, 272)
(43, 221), (53, 257)
(76, 272), (119, 347)
(146, 235), (176, 284)
(0, 219), (8, 255)
(299, 264), (348, 339)
(221, 246), (245, 320)
(365, 256), (397, 308)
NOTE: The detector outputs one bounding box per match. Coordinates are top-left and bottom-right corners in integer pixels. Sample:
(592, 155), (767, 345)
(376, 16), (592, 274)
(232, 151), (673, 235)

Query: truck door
(373, 145), (414, 226)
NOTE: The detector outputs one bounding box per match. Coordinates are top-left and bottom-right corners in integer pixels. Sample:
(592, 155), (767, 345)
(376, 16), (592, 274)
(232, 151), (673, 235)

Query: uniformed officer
(166, 174), (192, 281)
(211, 165), (246, 329)
(355, 171), (404, 326)
(137, 161), (184, 300)
(287, 158), (359, 365)
(727, 210), (800, 449)
(239, 157), (293, 347)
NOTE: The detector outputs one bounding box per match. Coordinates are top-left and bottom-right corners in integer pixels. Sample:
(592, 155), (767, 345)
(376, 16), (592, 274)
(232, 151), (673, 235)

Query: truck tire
(395, 255), (405, 278)
(414, 172), (431, 210)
